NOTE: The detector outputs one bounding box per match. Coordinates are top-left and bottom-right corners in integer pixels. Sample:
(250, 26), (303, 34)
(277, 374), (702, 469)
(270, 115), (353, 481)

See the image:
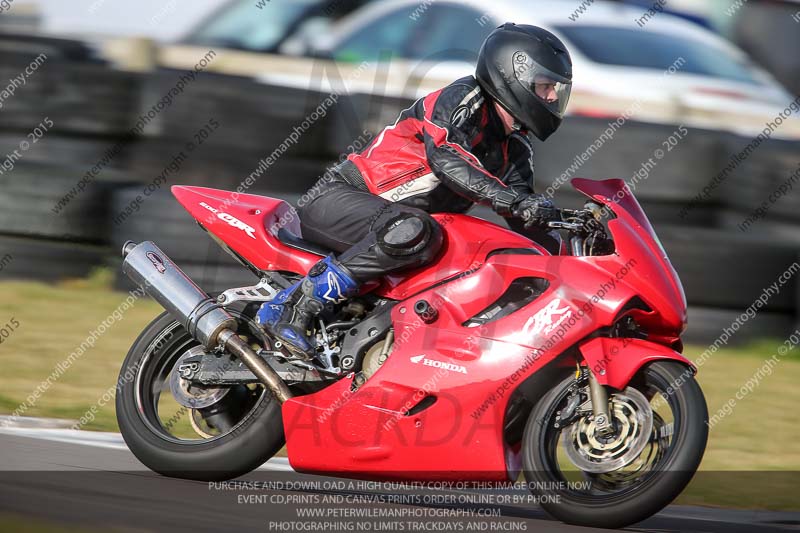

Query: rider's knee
(377, 212), (442, 264)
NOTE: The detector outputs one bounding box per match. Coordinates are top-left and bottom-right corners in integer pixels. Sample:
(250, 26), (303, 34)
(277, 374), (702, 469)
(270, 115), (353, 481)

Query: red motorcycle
(116, 177), (708, 529)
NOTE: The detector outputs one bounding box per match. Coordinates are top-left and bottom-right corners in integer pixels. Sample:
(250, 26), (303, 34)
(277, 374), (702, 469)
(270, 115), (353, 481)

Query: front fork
(570, 234), (614, 433)
(568, 229), (615, 433)
(588, 370), (613, 435)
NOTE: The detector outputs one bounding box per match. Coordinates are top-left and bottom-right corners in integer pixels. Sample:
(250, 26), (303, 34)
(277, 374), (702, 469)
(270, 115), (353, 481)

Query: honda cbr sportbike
(116, 178), (708, 529)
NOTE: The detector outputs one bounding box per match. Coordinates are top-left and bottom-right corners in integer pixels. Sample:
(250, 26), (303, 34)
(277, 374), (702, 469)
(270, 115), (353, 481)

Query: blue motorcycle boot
(256, 256), (359, 358)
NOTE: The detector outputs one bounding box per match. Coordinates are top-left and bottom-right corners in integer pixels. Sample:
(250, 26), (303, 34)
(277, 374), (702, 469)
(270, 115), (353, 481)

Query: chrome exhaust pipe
(122, 241), (292, 403)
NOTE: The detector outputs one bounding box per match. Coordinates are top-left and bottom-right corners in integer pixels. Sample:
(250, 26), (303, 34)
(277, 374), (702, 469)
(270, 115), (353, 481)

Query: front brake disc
(562, 387), (654, 474)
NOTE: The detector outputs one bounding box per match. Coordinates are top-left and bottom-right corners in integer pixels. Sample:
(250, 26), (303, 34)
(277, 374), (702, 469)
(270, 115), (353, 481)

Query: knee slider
(377, 213), (440, 258)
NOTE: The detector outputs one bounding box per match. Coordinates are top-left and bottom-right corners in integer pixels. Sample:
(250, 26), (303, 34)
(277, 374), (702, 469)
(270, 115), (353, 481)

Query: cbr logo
(410, 354), (467, 374)
(146, 251), (166, 274)
(199, 202), (257, 239)
(525, 299), (572, 337)
(218, 213), (257, 239)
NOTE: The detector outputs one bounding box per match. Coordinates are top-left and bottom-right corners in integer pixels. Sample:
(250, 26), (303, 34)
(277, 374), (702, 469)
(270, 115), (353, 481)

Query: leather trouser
(297, 175), (443, 283)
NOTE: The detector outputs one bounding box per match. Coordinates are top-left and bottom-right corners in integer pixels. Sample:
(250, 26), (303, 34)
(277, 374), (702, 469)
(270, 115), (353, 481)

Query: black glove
(512, 194), (559, 227)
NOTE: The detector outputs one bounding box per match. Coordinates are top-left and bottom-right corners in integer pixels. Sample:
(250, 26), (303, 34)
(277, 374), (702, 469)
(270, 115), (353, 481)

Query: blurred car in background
(612, 0), (715, 29)
(0, 0), (221, 41)
(318, 0), (799, 138)
(163, 0), (800, 140)
(180, 0), (373, 55)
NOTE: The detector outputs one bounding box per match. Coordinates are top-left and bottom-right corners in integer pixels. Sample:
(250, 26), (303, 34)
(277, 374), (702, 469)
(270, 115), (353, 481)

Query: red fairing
(572, 178), (687, 338)
(579, 337), (694, 390)
(281, 249), (681, 479)
(171, 186), (320, 274)
(375, 213), (551, 300)
(171, 179), (693, 480)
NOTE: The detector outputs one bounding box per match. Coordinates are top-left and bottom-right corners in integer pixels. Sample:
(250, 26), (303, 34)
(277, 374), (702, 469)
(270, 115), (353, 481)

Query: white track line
(0, 426), (294, 471)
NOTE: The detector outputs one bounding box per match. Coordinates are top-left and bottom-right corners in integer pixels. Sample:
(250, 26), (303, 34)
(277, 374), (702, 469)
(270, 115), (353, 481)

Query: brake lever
(547, 220), (582, 231)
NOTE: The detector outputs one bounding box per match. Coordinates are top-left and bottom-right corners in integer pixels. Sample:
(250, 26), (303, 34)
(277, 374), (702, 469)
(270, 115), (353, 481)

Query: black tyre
(717, 208), (800, 247)
(658, 225), (797, 312)
(685, 306), (796, 345)
(115, 306), (285, 481)
(1, 60), (140, 137)
(0, 133), (128, 170)
(146, 71), (333, 157)
(0, 162), (130, 243)
(534, 119), (722, 204)
(522, 361), (708, 529)
(723, 135), (800, 220)
(0, 235), (107, 282)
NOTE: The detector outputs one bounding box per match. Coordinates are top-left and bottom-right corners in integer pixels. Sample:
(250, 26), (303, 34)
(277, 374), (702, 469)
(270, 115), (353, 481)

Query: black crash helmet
(476, 23), (573, 141)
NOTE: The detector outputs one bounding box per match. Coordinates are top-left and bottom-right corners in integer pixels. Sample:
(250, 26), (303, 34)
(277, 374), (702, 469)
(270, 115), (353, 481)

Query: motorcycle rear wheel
(522, 360), (708, 529)
(116, 305), (285, 481)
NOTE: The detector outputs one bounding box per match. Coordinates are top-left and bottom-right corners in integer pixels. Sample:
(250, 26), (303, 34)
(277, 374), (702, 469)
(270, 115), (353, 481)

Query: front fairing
(572, 178), (687, 337)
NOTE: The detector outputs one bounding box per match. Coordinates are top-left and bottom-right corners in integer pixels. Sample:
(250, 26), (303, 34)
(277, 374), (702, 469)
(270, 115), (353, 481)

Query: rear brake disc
(169, 347), (230, 409)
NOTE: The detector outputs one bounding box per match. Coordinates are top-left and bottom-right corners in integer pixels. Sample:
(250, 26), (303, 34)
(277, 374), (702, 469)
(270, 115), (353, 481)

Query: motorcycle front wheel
(522, 360), (708, 529)
(116, 304), (285, 481)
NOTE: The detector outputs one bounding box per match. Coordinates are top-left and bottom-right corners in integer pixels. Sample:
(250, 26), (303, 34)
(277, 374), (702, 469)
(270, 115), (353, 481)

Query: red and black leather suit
(298, 75), (556, 282)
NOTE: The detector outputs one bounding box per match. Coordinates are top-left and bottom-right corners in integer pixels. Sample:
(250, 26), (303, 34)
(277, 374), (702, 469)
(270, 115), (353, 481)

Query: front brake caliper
(554, 367), (589, 429)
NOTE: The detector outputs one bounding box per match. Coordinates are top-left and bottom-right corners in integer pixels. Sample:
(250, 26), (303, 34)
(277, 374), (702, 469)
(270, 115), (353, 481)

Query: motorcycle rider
(257, 23), (573, 357)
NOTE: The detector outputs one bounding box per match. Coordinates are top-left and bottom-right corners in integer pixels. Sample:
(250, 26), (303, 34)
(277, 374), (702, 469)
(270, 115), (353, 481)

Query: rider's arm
(421, 84), (521, 216)
(503, 132), (561, 228)
(502, 132), (536, 196)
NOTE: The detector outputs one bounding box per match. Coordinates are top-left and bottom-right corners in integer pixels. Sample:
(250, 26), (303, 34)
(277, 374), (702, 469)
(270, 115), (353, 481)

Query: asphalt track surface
(0, 427), (798, 533)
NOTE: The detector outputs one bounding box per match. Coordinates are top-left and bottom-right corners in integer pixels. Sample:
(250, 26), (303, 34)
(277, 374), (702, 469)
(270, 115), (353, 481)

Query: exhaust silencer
(122, 241), (292, 403)
(122, 240), (235, 350)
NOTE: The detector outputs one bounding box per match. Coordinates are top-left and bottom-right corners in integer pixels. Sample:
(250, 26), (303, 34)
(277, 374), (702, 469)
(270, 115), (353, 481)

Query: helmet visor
(512, 51), (572, 118)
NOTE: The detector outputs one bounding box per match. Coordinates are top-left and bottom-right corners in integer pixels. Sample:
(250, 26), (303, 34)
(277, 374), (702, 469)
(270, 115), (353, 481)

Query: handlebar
(543, 202), (611, 257)
(519, 201), (609, 256)
(546, 202), (606, 234)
